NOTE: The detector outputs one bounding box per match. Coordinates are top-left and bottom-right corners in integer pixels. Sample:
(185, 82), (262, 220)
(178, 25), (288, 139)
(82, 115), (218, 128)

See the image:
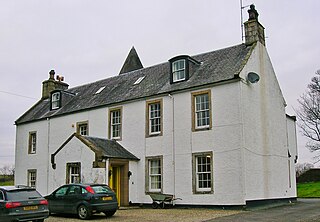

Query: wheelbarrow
(148, 193), (182, 209)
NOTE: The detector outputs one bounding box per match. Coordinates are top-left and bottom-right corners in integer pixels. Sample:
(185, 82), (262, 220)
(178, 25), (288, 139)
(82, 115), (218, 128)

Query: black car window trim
(0, 190), (4, 201)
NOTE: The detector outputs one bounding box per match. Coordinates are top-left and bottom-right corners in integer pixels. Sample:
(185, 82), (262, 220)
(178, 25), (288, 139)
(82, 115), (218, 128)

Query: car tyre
(104, 210), (116, 217)
(152, 201), (158, 209)
(77, 204), (92, 220)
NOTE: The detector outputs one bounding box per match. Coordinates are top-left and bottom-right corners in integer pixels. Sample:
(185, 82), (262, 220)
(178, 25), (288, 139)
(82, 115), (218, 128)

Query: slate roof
(16, 43), (254, 125)
(81, 135), (139, 160)
(51, 133), (139, 168)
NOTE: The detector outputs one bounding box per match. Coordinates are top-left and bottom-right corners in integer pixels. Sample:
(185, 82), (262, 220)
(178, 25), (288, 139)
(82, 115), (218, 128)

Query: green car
(45, 184), (118, 220)
(0, 186), (49, 222)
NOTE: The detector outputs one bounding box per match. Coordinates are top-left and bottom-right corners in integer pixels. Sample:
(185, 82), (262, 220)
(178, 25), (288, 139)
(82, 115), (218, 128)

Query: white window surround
(172, 59), (186, 82)
(51, 92), (60, 110)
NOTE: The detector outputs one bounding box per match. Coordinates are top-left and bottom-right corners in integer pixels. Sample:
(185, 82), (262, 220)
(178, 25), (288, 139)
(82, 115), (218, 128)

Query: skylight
(133, 76), (145, 85)
(95, 86), (106, 94)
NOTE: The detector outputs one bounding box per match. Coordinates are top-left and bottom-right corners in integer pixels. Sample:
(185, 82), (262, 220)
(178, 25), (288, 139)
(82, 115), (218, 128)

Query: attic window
(134, 76), (145, 85)
(95, 86), (106, 94)
(172, 59), (186, 82)
(51, 92), (61, 110)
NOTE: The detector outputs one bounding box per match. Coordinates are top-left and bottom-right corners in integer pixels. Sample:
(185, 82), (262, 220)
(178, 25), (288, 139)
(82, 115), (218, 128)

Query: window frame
(76, 121), (89, 136)
(172, 59), (186, 82)
(51, 91), (61, 110)
(27, 169), (37, 188)
(108, 107), (122, 140)
(191, 90), (212, 131)
(192, 152), (213, 194)
(146, 99), (163, 137)
(66, 162), (81, 184)
(169, 56), (191, 84)
(145, 156), (163, 193)
(28, 131), (37, 154)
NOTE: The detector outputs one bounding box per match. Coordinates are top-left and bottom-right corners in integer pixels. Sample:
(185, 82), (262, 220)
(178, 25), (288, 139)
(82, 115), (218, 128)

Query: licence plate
(23, 206), (38, 211)
(102, 196), (113, 201)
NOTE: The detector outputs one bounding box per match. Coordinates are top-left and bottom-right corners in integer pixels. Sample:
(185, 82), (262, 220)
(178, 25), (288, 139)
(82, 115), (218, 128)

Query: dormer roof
(16, 43), (254, 125)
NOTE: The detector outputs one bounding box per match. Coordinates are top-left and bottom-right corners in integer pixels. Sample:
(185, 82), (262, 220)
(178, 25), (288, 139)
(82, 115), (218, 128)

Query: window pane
(196, 155), (212, 191)
(52, 92), (60, 109)
(149, 102), (161, 134)
(29, 133), (37, 154)
(111, 110), (121, 139)
(195, 94), (210, 128)
(149, 159), (161, 191)
(28, 171), (36, 188)
(172, 60), (186, 82)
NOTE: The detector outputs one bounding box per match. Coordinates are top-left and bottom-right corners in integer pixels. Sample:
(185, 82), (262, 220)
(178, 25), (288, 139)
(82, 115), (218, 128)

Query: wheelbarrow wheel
(152, 202), (158, 209)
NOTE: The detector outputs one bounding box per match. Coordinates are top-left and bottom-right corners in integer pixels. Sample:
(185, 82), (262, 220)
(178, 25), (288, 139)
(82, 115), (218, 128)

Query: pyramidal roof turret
(119, 46), (144, 75)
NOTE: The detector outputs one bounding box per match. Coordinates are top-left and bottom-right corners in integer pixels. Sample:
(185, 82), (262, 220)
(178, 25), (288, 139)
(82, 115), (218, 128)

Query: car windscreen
(91, 185), (112, 194)
(6, 189), (42, 201)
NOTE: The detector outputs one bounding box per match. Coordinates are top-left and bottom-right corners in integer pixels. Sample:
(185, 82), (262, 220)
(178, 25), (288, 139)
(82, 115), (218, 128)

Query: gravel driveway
(45, 208), (241, 222)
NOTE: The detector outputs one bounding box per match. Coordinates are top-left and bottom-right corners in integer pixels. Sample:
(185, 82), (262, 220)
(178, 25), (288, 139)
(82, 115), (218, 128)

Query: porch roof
(81, 135), (140, 161)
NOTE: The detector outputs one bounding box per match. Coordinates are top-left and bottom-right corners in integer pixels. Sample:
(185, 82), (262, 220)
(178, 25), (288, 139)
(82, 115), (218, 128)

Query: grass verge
(297, 181), (320, 198)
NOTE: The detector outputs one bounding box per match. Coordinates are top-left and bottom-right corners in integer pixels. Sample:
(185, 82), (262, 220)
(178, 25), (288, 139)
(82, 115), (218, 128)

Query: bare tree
(296, 70), (320, 163)
(295, 162), (314, 177)
(0, 164), (15, 182)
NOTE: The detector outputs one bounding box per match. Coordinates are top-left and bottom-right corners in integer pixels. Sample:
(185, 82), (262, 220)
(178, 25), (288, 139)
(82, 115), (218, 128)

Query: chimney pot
(49, 70), (55, 80)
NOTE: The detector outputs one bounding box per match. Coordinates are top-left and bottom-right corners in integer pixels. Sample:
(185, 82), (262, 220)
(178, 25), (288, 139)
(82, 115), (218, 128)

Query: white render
(15, 42), (297, 206)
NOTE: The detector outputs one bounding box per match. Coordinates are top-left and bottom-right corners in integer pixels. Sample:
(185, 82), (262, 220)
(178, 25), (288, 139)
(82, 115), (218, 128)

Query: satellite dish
(247, 72), (260, 83)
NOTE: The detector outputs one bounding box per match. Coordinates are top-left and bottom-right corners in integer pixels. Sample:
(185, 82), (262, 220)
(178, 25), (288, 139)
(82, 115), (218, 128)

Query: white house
(15, 5), (297, 207)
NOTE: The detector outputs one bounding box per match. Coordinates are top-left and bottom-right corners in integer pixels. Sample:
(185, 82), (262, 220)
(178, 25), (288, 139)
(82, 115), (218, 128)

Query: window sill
(146, 132), (162, 138)
(193, 190), (214, 195)
(193, 126), (211, 132)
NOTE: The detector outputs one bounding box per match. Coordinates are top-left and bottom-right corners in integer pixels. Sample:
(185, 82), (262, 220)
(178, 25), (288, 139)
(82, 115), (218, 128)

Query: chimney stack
(244, 5), (265, 46)
(42, 70), (69, 99)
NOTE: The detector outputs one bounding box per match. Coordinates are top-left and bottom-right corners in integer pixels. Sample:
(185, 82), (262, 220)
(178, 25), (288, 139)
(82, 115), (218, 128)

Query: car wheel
(77, 204), (92, 220)
(152, 201), (158, 209)
(104, 210), (116, 217)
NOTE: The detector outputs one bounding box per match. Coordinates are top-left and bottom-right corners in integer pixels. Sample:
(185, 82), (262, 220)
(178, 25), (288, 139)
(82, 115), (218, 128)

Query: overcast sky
(1, 0), (319, 168)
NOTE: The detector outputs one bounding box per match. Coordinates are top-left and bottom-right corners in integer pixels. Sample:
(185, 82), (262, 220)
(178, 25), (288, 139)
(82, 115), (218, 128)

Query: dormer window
(51, 91), (61, 110)
(172, 59), (186, 82)
(169, 55), (200, 84)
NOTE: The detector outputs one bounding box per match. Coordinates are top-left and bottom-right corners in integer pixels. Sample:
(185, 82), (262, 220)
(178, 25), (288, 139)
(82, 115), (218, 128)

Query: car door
(63, 185), (83, 213)
(47, 186), (69, 213)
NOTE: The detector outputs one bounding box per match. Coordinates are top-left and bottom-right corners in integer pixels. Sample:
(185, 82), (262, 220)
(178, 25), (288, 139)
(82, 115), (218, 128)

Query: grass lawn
(0, 180), (14, 186)
(297, 181), (320, 198)
(0, 175), (14, 186)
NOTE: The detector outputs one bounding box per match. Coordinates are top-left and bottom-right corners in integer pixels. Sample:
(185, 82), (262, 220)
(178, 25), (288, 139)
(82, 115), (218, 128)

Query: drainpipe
(168, 94), (176, 197)
(46, 118), (50, 194)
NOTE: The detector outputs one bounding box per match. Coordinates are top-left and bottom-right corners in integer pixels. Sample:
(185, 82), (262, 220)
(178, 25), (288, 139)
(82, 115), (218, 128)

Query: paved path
(207, 199), (320, 222)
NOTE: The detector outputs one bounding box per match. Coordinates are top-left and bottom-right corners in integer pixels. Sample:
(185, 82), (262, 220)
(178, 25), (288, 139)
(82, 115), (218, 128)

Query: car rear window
(6, 189), (42, 201)
(91, 185), (112, 194)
